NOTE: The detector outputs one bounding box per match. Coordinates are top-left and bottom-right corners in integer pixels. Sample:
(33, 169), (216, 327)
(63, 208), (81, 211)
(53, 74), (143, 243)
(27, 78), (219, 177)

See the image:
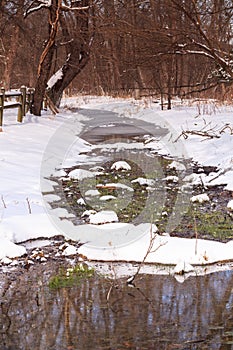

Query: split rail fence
(0, 86), (34, 129)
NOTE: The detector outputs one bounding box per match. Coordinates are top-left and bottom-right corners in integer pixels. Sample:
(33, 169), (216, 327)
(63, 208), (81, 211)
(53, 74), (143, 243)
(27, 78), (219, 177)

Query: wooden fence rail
(0, 86), (34, 130)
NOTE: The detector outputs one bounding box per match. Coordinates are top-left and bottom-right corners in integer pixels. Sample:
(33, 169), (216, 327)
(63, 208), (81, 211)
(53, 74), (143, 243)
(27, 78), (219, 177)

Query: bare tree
(24, 0), (91, 115)
(1, 0), (233, 112)
(0, 0), (25, 88)
(47, 0), (91, 107)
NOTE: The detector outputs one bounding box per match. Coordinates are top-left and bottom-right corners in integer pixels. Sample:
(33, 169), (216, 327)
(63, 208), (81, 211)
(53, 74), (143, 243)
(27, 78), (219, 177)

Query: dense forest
(1, 1), (233, 113)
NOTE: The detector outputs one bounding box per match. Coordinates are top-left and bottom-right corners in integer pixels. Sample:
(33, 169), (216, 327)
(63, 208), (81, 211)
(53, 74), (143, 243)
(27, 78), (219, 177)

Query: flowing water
(0, 262), (233, 350)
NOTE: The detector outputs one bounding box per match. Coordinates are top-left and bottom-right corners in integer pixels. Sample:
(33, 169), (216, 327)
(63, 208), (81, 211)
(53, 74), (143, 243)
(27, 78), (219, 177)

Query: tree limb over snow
(24, 0), (89, 17)
(24, 1), (52, 18)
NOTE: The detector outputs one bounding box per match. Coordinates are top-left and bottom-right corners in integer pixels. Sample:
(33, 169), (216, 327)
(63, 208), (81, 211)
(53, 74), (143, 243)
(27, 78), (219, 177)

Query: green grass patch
(49, 263), (95, 289)
(173, 204), (233, 242)
(194, 209), (233, 241)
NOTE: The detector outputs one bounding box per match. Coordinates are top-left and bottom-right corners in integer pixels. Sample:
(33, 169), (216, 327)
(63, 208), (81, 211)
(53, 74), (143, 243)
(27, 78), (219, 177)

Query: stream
(0, 261), (233, 350)
(43, 107), (195, 246)
(1, 108), (232, 349)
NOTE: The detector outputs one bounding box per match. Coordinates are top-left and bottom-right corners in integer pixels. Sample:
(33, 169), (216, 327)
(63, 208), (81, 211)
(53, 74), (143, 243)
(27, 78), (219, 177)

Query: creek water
(49, 107), (192, 241)
(5, 108), (230, 350)
(0, 262), (233, 350)
(78, 108), (169, 144)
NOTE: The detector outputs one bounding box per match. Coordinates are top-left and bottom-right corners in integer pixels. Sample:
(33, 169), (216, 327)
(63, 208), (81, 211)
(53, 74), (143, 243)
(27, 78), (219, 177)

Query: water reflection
(0, 262), (233, 349)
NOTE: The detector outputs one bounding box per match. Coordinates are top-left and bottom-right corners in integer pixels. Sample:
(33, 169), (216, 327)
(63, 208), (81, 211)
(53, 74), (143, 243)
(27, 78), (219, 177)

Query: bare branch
(208, 166), (233, 183)
(24, 0), (89, 17)
(170, 0), (233, 79)
(127, 224), (167, 285)
(60, 4), (89, 12)
(24, 1), (52, 18)
(174, 129), (221, 143)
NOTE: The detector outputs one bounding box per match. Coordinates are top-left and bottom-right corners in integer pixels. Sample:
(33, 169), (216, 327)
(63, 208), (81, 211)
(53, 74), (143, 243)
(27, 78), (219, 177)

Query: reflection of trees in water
(0, 262), (233, 349)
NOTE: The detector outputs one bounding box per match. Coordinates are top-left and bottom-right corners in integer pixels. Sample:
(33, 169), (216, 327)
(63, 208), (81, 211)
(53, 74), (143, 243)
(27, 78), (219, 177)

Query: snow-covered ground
(0, 95), (233, 275)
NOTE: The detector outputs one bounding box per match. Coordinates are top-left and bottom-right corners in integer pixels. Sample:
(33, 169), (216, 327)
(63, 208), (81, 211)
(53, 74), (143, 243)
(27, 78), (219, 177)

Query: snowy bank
(78, 227), (233, 266)
(0, 97), (233, 270)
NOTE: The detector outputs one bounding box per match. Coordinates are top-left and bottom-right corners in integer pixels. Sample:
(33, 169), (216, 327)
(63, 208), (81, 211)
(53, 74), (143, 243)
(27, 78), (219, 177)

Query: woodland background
(1, 0), (233, 113)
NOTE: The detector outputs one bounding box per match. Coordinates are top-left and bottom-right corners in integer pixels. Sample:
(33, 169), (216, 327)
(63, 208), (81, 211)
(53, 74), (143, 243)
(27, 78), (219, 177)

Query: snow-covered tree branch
(24, 0), (52, 18)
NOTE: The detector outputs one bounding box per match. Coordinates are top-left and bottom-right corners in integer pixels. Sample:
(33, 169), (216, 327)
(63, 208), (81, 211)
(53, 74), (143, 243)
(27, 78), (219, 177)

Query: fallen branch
(220, 124), (233, 135)
(174, 129), (220, 142)
(45, 92), (59, 114)
(207, 166), (233, 183)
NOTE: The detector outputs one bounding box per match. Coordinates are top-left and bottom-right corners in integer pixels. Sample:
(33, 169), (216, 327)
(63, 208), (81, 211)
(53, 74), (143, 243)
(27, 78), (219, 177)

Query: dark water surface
(1, 262), (233, 350)
(78, 108), (169, 144)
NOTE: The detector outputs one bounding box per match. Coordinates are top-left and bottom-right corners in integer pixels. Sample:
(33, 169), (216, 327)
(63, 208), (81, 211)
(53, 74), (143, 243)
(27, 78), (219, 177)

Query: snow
(163, 175), (179, 183)
(173, 261), (194, 274)
(99, 195), (116, 201)
(131, 177), (155, 186)
(68, 168), (94, 180)
(227, 200), (233, 211)
(77, 198), (86, 205)
(190, 193), (210, 203)
(89, 210), (118, 225)
(78, 230), (233, 265)
(0, 96), (233, 273)
(85, 189), (100, 197)
(0, 238), (26, 260)
(47, 68), (63, 89)
(168, 160), (186, 171)
(81, 209), (96, 217)
(96, 182), (134, 192)
(111, 160), (131, 171)
(62, 244), (78, 256)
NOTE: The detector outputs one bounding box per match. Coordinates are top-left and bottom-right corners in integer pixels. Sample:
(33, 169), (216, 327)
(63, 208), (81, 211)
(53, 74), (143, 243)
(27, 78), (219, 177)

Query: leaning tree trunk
(32, 47), (56, 115)
(47, 50), (90, 106)
(48, 0), (90, 107)
(32, 0), (61, 116)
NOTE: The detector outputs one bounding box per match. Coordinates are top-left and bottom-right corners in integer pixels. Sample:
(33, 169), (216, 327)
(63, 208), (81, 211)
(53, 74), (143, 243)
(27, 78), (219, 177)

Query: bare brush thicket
(1, 1), (233, 114)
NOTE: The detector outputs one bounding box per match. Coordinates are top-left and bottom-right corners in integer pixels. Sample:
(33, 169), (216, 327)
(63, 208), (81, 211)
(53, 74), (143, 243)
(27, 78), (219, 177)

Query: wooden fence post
(27, 88), (34, 113)
(0, 94), (3, 130)
(0, 86), (34, 126)
(17, 86), (26, 123)
(17, 93), (23, 123)
(21, 85), (26, 116)
(0, 87), (5, 97)
(0, 87), (5, 130)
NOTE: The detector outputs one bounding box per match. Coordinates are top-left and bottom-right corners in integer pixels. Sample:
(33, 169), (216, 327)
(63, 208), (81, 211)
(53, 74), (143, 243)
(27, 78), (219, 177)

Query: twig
(127, 224), (167, 284)
(106, 263), (118, 302)
(199, 175), (207, 190)
(193, 208), (198, 255)
(174, 129), (220, 142)
(1, 195), (6, 208)
(185, 339), (205, 344)
(208, 166), (232, 183)
(106, 283), (113, 302)
(175, 122), (232, 143)
(26, 197), (32, 214)
(220, 124), (233, 135)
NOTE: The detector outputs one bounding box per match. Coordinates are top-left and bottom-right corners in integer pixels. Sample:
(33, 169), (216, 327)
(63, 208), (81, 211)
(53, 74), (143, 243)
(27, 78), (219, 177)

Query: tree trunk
(2, 0), (24, 89)
(32, 0), (61, 116)
(48, 50), (90, 106)
(48, 0), (90, 107)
